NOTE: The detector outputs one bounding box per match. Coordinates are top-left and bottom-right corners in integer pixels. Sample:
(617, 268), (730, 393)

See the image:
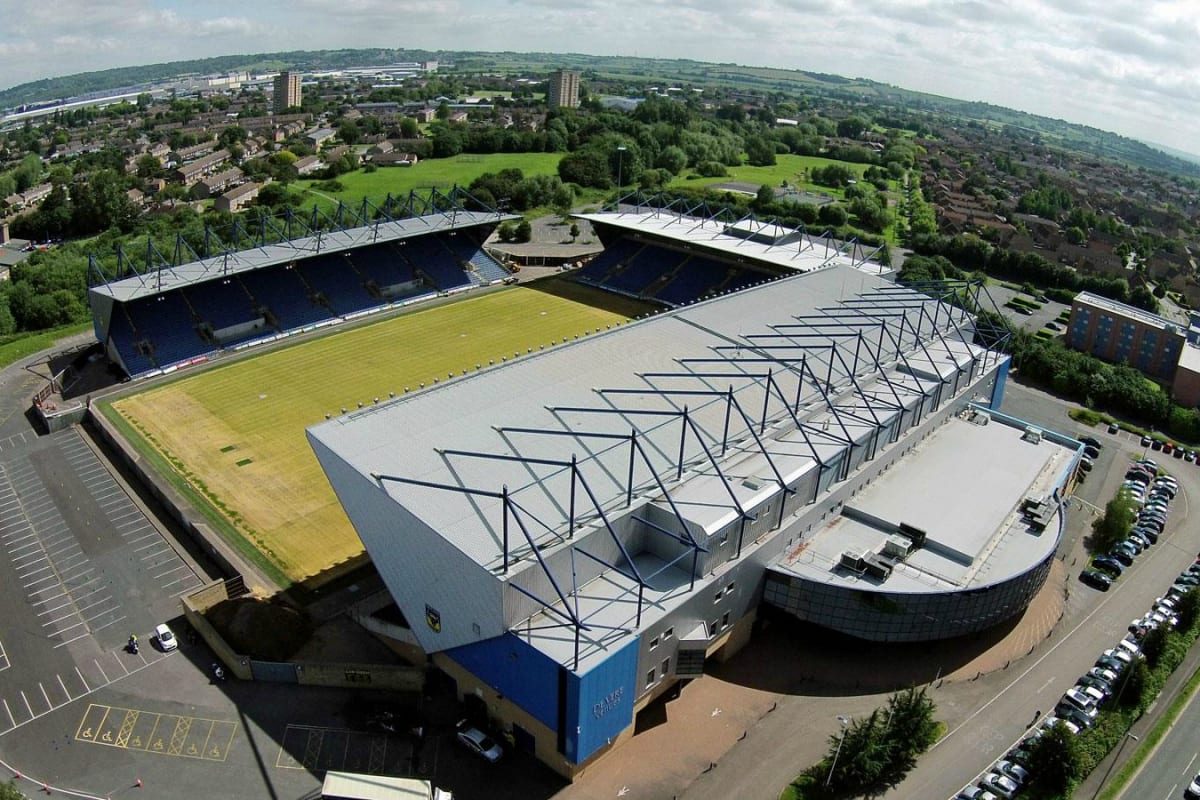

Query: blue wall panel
(564, 638), (639, 764)
(445, 633), (561, 730)
(990, 357), (1010, 409)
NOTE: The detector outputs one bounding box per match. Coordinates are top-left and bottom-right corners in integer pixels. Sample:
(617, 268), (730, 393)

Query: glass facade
(762, 553), (1054, 643)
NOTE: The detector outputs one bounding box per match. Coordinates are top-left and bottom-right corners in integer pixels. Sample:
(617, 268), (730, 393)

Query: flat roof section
(575, 210), (889, 276)
(772, 413), (1070, 592)
(1075, 291), (1181, 333)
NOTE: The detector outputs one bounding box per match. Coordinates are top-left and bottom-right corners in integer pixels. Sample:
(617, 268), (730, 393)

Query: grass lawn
(104, 280), (646, 587)
(669, 154), (872, 198)
(298, 152), (564, 209)
(0, 322), (93, 370)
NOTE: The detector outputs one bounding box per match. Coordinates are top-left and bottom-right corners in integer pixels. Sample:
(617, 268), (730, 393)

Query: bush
(695, 161), (728, 178)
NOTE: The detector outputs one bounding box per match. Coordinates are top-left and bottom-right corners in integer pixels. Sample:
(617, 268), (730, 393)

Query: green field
(299, 152), (564, 209)
(670, 154), (903, 244)
(103, 280), (649, 587)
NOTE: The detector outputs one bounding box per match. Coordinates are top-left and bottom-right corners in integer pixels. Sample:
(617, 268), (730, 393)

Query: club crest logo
(425, 604), (442, 633)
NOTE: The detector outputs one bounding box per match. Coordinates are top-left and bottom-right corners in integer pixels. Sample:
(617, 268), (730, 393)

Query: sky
(1, 0), (1197, 155)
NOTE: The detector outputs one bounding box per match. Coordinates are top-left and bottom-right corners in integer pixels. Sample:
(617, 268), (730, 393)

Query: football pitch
(101, 280), (650, 587)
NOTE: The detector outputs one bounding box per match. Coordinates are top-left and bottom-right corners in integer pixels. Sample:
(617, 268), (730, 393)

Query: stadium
(82, 191), (1081, 781)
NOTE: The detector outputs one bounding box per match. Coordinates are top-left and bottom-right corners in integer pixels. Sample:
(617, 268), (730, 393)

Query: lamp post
(615, 145), (627, 193)
(825, 715), (850, 788)
(1092, 731), (1138, 799)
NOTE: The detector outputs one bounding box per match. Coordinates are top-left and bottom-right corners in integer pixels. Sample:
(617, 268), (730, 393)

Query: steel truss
(363, 278), (993, 668)
(87, 186), (496, 288)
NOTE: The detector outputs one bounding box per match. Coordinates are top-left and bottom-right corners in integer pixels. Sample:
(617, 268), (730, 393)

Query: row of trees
(1010, 334), (1200, 442)
(909, 231), (1155, 311)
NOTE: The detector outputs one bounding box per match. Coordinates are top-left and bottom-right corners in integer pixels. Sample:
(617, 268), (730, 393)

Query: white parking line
(53, 631), (92, 649)
(38, 683), (50, 710)
(56, 675), (70, 702)
(73, 667), (89, 693)
(93, 659), (108, 684)
(1, 699), (12, 728)
(20, 691), (31, 718)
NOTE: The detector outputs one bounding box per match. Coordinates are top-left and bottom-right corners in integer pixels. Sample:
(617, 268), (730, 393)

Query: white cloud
(0, 0), (1195, 154)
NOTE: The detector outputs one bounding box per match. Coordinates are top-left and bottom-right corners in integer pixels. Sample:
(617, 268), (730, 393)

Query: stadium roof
(89, 210), (517, 304)
(770, 412), (1071, 592)
(309, 263), (985, 579)
(575, 208), (890, 277)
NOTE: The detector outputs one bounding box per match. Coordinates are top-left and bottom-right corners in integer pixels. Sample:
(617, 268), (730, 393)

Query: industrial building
(308, 210), (1075, 780)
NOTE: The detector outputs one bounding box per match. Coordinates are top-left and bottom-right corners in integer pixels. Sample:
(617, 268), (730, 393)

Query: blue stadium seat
(578, 238), (643, 283)
(183, 278), (256, 330)
(605, 245), (688, 296)
(122, 291), (211, 369)
(654, 257), (731, 306)
(404, 236), (472, 290)
(297, 254), (378, 314)
(239, 267), (329, 330)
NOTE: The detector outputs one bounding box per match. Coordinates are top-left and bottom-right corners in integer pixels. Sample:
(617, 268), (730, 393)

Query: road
(1116, 684), (1200, 800)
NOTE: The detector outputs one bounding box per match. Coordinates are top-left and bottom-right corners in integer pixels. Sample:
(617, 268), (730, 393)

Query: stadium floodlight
(616, 145), (627, 191)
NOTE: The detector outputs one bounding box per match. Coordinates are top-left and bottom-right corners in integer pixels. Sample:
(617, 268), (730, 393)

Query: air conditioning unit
(840, 551), (868, 574)
(883, 535), (914, 558)
(1022, 426), (1043, 443)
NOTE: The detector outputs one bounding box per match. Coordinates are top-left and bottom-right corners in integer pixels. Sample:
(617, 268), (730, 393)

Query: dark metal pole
(502, 485), (510, 574)
(626, 430), (637, 507)
(677, 406), (689, 481)
(568, 455), (577, 539)
(761, 369), (771, 433)
(721, 389), (733, 456)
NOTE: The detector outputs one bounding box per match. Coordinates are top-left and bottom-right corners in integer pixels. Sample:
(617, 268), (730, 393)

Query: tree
(514, 220), (532, 243)
(1090, 490), (1137, 552)
(1025, 721), (1080, 796)
(399, 117), (420, 138)
(1174, 587), (1200, 632)
(337, 120), (361, 145)
(753, 184), (776, 211)
(745, 135), (777, 167)
(818, 204), (848, 227)
(656, 145), (688, 175)
(1139, 625), (1169, 668)
(558, 149), (612, 189)
(569, 222), (580, 242)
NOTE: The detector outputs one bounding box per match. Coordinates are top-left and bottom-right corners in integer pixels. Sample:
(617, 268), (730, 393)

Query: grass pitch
(104, 280), (649, 587)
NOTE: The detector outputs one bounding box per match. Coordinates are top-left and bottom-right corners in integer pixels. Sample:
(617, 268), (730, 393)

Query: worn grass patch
(106, 281), (645, 585)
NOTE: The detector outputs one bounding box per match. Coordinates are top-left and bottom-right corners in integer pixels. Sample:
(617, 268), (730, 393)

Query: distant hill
(3, 48), (1198, 179)
(1144, 141), (1200, 167)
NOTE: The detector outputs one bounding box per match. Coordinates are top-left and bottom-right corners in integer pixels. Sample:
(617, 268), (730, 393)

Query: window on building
(711, 618), (721, 635)
(727, 581), (736, 594)
(645, 668), (656, 688)
(722, 611), (731, 628)
(650, 636), (659, 650)
(661, 657), (671, 676)
(663, 627), (674, 640)
(714, 589), (723, 603)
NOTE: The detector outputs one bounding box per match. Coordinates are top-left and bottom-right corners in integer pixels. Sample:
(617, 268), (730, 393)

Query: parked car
(1108, 549), (1134, 567)
(1079, 569), (1113, 591)
(1140, 434), (1153, 446)
(982, 771), (1020, 799)
(955, 787), (998, 800)
(995, 759), (1030, 785)
(154, 623), (178, 652)
(455, 720), (504, 763)
(1091, 556), (1124, 577)
(1080, 435), (1102, 449)
(1081, 670), (1115, 695)
(1185, 772), (1200, 799)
